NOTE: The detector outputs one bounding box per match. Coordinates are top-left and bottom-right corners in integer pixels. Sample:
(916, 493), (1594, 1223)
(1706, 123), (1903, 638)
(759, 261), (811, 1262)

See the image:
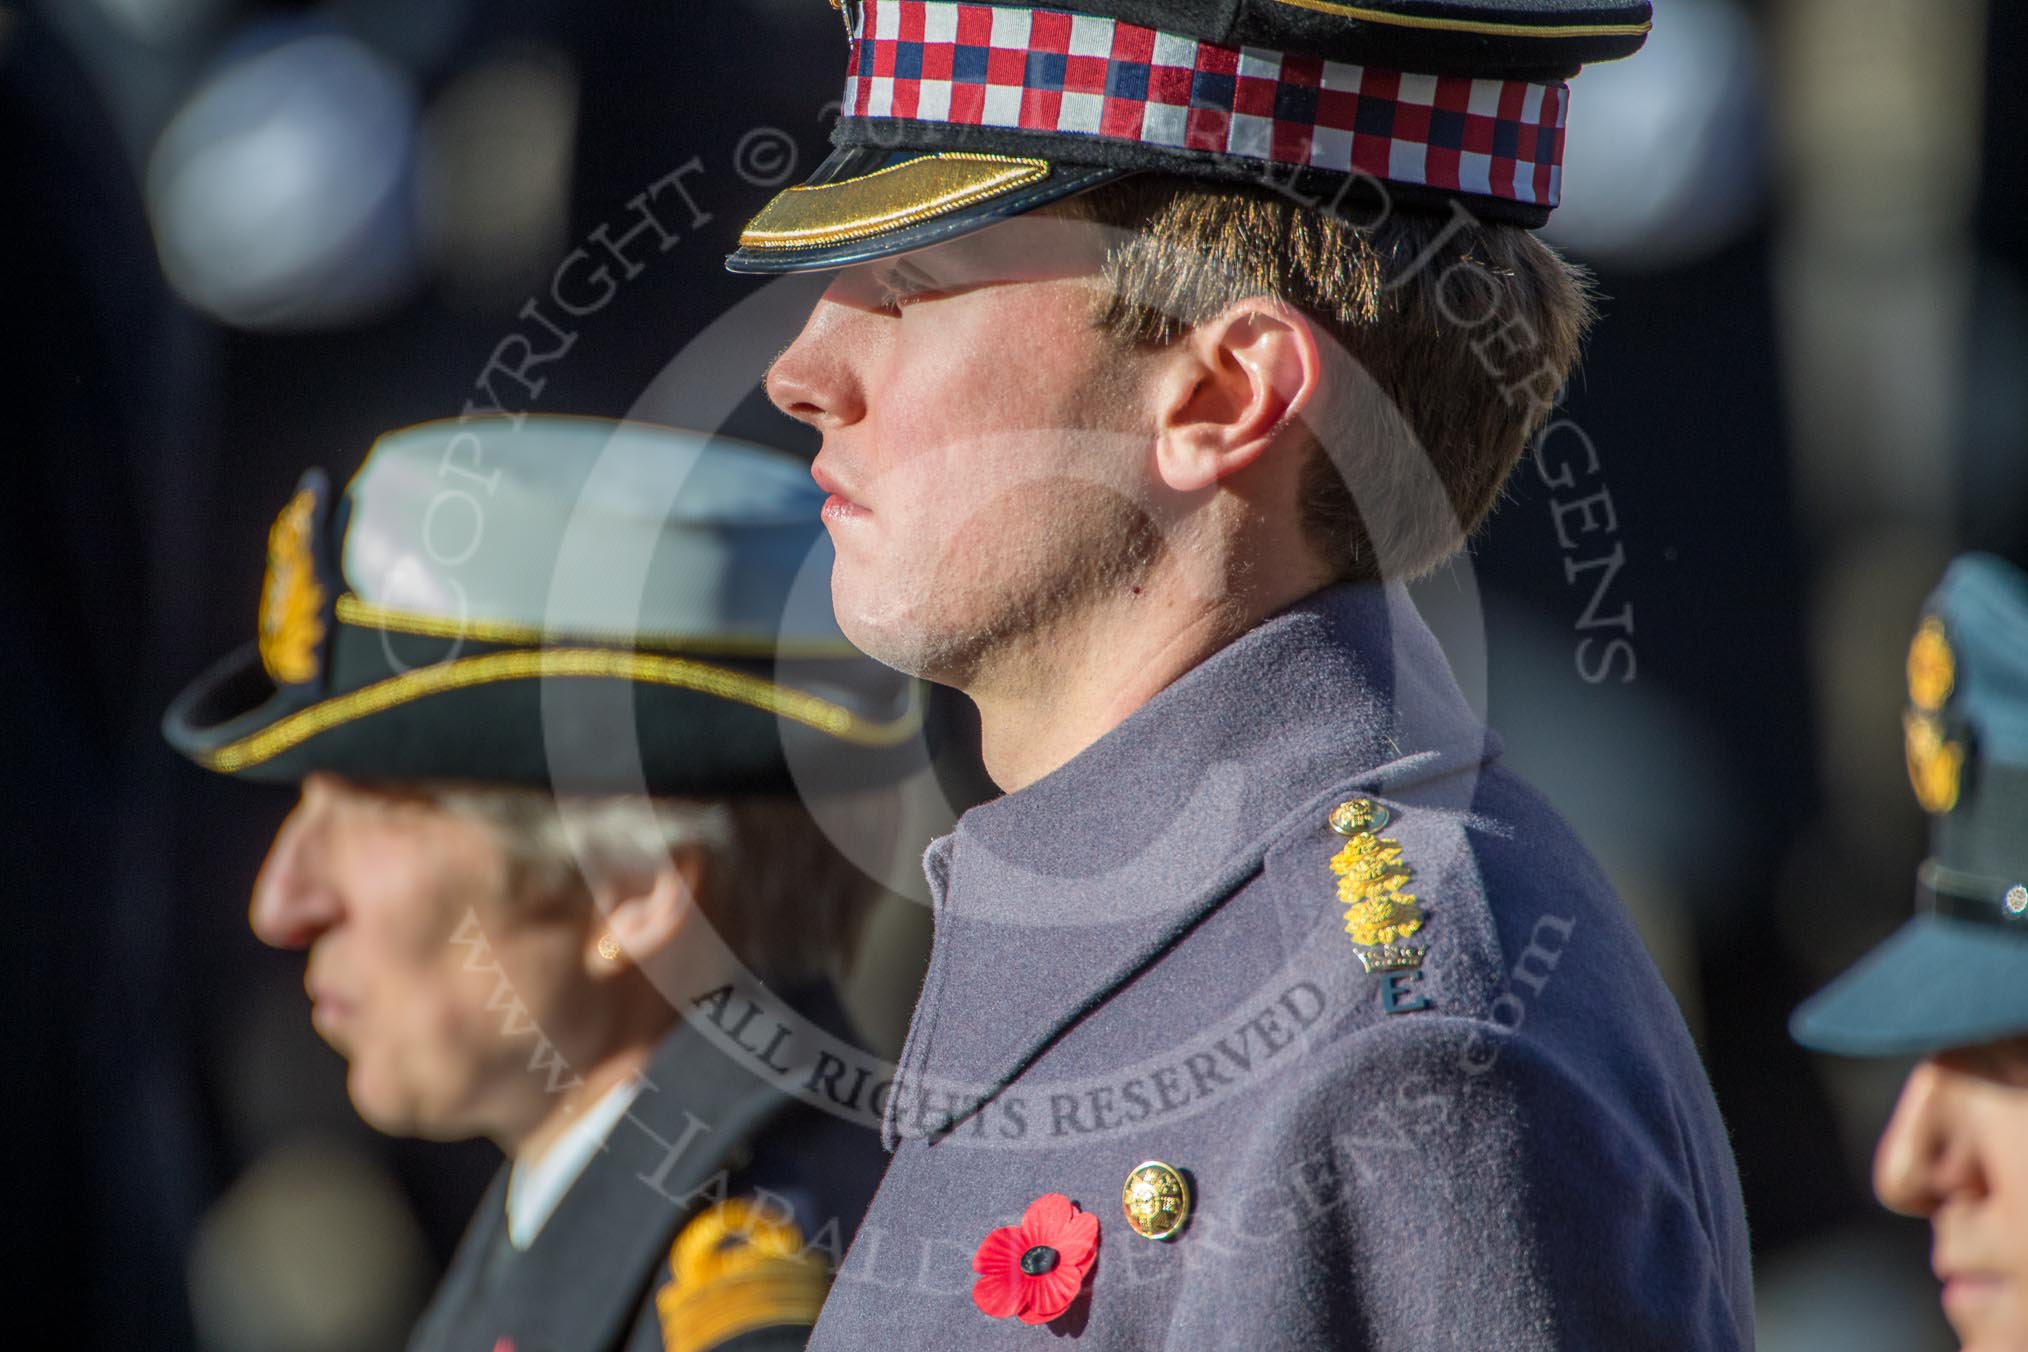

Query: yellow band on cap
(196, 647), (925, 773)
(738, 152), (1050, 251)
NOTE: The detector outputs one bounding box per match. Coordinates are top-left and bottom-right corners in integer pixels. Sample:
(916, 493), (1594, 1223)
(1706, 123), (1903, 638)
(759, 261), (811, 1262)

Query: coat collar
(411, 1011), (795, 1352)
(884, 581), (1499, 1145)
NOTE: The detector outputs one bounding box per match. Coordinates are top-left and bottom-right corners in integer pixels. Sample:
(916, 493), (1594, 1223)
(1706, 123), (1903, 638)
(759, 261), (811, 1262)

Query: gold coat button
(1122, 1161), (1191, 1241)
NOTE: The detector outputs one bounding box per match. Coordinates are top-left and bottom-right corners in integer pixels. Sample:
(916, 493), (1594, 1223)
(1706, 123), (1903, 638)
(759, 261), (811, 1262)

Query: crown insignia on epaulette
(1354, 943), (1428, 974)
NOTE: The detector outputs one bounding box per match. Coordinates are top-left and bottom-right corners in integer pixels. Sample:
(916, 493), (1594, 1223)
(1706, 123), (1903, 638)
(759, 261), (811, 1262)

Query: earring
(596, 933), (621, 962)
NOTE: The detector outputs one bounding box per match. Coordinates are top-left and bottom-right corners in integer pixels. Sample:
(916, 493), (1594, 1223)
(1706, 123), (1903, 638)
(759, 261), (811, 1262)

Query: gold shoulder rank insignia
(258, 486), (326, 685)
(656, 1197), (831, 1352)
(1328, 801), (1424, 965)
(1326, 799), (1433, 1011)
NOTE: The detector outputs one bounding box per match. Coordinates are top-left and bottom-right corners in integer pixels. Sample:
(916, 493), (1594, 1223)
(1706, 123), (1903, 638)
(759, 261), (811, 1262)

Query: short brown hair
(1049, 176), (1595, 582)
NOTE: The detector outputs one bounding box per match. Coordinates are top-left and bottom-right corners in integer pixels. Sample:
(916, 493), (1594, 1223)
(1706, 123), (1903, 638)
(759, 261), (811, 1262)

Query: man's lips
(306, 974), (356, 1029)
(1938, 1268), (2010, 1318)
(821, 494), (871, 524)
(811, 458), (870, 523)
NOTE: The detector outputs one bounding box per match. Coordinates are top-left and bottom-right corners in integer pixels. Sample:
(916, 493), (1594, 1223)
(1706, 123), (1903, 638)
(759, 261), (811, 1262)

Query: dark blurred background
(2, 0), (2022, 1348)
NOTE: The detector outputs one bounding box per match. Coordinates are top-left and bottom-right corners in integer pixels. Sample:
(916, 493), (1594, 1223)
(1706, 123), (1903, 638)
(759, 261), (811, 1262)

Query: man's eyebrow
(886, 256), (939, 283)
(1938, 1036), (2028, 1081)
(857, 259), (930, 302)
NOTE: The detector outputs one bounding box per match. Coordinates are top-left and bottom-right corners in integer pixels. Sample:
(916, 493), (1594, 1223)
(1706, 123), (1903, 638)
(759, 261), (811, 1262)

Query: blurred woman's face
(1874, 1036), (2028, 1351)
(249, 773), (591, 1141)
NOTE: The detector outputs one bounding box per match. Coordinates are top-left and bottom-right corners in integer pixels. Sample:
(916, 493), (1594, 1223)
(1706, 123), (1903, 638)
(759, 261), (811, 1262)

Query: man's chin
(345, 1070), (458, 1142)
(830, 579), (946, 681)
(1948, 1310), (2028, 1352)
(839, 616), (988, 693)
(1942, 1284), (2028, 1352)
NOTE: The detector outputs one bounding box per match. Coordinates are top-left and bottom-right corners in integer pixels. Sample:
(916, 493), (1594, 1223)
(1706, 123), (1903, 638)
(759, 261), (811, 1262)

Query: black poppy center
(1019, 1244), (1061, 1276)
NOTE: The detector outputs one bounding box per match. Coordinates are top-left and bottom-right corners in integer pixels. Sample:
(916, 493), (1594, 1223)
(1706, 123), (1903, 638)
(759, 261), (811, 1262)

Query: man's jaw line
(834, 500), (1330, 793)
(963, 563), (1248, 793)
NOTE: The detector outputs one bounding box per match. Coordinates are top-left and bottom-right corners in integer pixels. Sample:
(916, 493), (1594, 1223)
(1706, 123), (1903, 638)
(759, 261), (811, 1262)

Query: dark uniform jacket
(409, 997), (883, 1352)
(808, 582), (1754, 1349)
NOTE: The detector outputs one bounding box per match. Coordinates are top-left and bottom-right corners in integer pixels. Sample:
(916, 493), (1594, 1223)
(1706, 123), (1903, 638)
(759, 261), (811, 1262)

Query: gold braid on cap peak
(656, 1198), (831, 1352)
(738, 153), (1049, 251)
(194, 648), (927, 774)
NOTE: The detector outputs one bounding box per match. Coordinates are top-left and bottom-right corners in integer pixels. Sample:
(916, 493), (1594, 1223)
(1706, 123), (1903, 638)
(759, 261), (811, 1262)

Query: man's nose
(764, 290), (871, 430)
(1873, 1060), (1975, 1218)
(249, 777), (343, 950)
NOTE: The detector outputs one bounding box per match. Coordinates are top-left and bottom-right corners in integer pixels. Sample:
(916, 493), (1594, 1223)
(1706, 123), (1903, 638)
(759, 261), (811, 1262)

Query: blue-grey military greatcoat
(806, 582), (1754, 1349)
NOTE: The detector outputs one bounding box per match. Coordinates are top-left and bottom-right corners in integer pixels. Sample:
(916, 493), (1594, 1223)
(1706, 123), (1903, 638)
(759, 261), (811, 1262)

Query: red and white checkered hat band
(840, 0), (1569, 208)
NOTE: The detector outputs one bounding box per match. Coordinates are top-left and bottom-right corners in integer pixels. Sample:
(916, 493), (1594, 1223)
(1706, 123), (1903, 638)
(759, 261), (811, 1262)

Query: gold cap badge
(1902, 616), (1963, 814)
(1907, 616), (1955, 712)
(258, 486), (327, 686)
(1122, 1161), (1191, 1241)
(1903, 708), (1964, 814)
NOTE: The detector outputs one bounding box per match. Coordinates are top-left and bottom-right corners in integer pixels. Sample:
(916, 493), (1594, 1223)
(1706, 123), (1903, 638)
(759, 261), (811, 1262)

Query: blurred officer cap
(1792, 553), (2028, 1056)
(162, 415), (924, 796)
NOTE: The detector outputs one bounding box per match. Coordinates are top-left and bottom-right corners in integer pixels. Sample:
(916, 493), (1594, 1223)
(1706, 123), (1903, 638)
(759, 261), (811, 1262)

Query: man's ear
(1153, 299), (1322, 495)
(583, 843), (712, 975)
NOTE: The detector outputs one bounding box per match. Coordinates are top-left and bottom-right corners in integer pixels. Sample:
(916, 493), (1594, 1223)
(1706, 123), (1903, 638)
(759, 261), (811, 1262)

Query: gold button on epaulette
(1328, 798), (1388, 836)
(1122, 1161), (1191, 1241)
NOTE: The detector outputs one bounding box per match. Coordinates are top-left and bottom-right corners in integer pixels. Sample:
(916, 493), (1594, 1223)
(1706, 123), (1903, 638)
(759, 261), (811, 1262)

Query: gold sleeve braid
(656, 1198), (832, 1352)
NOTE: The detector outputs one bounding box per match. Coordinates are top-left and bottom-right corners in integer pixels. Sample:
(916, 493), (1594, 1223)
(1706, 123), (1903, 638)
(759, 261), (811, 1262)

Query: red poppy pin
(970, 1193), (1100, 1325)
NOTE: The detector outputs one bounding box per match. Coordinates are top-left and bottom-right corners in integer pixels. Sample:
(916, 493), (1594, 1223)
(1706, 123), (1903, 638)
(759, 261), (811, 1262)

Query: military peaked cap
(728, 0), (1650, 272)
(1793, 554), (2028, 1056)
(163, 416), (923, 796)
